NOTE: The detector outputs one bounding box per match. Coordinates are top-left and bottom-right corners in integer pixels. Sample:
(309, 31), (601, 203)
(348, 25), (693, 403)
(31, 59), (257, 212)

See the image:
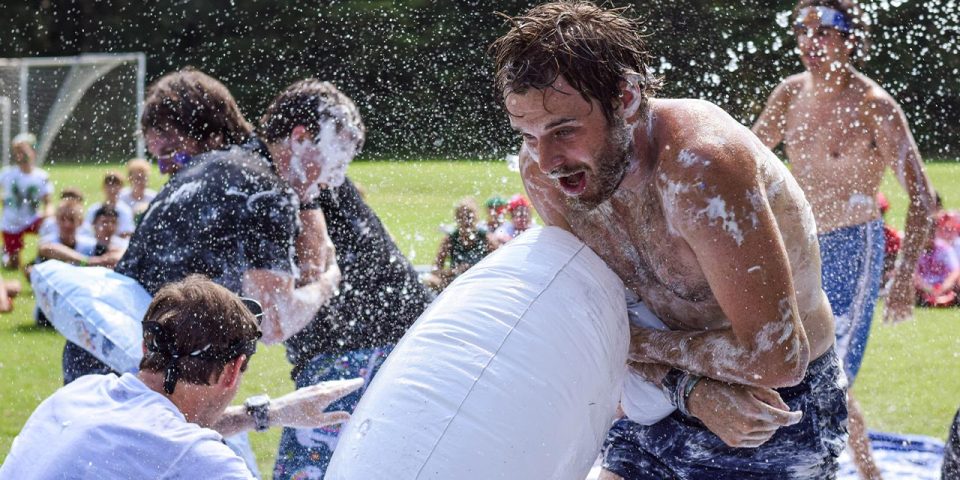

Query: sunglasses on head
(143, 296), (265, 394)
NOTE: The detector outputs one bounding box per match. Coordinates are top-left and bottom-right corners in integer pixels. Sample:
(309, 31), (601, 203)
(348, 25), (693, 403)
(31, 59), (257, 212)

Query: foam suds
(316, 118), (358, 188)
(677, 149), (709, 168)
(697, 196), (745, 246)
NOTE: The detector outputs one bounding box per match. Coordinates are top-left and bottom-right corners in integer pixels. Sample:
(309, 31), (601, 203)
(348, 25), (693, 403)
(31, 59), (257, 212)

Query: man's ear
(291, 125), (309, 142)
(218, 355), (246, 389)
(618, 75), (644, 124)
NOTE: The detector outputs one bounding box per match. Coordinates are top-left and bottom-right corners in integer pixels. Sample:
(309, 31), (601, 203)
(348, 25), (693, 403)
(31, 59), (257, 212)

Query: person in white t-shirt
(37, 187), (85, 240)
(33, 199), (98, 267)
(0, 275), (362, 479)
(82, 171), (136, 239)
(118, 158), (158, 224)
(26, 198), (97, 327)
(1, 133), (53, 269)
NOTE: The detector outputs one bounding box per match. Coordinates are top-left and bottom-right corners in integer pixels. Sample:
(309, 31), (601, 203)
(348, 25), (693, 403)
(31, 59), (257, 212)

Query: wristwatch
(244, 394), (271, 432)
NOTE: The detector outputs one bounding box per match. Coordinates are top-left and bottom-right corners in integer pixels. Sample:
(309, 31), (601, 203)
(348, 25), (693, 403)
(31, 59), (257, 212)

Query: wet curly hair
(140, 67), (253, 148)
(489, 1), (660, 122)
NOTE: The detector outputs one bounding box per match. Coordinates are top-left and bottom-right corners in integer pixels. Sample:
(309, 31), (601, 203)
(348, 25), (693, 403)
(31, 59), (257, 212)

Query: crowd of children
(424, 193), (535, 292)
(880, 191), (960, 307)
(0, 133), (155, 319)
(915, 194), (960, 307)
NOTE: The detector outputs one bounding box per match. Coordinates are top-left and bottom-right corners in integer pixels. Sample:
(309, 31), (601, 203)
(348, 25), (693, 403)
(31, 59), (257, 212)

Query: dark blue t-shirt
(116, 146), (300, 295)
(285, 178), (433, 373)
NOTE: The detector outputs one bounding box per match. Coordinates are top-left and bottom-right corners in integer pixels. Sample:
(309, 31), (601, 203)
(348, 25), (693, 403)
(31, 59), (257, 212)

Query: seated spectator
(28, 199), (99, 327)
(424, 198), (494, 292)
(915, 223), (960, 307)
(38, 188), (86, 239)
(32, 199), (97, 268)
(493, 194), (535, 244)
(1, 132), (53, 269)
(0, 275), (362, 479)
(119, 158), (158, 224)
(484, 196), (508, 234)
(936, 209), (960, 253)
(88, 205), (127, 267)
(82, 171), (136, 239)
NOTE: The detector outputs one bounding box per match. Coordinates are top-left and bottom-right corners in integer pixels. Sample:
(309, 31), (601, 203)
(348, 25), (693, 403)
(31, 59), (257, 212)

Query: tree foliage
(2, 0), (957, 158)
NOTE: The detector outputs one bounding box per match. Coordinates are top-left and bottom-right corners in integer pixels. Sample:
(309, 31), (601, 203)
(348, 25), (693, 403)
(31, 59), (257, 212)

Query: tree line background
(2, 0), (957, 160)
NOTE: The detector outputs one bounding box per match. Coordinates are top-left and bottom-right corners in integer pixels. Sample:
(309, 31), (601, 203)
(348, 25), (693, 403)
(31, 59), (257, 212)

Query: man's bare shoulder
(653, 99), (761, 181)
(773, 73), (808, 99)
(854, 75), (902, 117)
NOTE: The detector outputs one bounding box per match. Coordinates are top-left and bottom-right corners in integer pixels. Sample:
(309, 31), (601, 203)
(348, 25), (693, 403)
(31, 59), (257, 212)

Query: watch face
(246, 394), (270, 408)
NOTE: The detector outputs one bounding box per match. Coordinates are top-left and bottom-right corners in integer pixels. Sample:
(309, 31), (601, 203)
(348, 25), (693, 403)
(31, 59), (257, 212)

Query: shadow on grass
(11, 323), (59, 335)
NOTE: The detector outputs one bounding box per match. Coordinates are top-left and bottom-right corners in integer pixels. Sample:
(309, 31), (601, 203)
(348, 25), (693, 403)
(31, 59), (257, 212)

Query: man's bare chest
(784, 100), (877, 169)
(568, 195), (719, 323)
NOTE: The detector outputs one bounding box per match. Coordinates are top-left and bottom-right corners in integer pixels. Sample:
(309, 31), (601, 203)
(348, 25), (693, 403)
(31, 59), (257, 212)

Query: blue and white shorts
(272, 346), (391, 480)
(819, 219), (885, 384)
(602, 349), (848, 479)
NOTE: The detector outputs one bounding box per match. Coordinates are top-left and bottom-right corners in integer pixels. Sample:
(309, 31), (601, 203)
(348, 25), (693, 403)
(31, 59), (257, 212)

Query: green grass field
(0, 159), (958, 476)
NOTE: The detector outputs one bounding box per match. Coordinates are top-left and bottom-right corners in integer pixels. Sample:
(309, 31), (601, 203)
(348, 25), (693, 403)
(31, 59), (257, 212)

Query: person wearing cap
(1, 132), (53, 269)
(484, 196), (509, 235)
(0, 275), (362, 479)
(493, 194), (536, 244)
(258, 79), (434, 479)
(753, 1), (937, 477)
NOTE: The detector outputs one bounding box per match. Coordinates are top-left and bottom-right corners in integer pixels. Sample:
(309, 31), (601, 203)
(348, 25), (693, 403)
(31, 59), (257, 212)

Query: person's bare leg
(848, 392), (883, 480)
(4, 279), (21, 297)
(597, 469), (623, 480)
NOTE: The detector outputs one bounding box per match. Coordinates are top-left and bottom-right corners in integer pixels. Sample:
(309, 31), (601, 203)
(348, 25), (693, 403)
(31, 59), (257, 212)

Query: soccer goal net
(0, 53), (145, 167)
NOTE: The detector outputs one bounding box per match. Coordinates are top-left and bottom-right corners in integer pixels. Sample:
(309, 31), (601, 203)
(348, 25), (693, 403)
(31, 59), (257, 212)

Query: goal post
(0, 53), (146, 166)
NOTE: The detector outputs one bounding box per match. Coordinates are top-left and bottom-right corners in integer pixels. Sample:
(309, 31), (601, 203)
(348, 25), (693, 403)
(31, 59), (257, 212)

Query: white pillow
(327, 227), (630, 480)
(31, 260), (150, 373)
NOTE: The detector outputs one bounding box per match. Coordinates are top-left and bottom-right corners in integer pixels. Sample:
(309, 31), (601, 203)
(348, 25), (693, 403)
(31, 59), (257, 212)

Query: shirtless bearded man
(491, 2), (846, 478)
(753, 2), (936, 478)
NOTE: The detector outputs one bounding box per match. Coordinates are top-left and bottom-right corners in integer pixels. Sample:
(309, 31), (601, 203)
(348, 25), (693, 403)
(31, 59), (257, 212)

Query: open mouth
(557, 171), (588, 196)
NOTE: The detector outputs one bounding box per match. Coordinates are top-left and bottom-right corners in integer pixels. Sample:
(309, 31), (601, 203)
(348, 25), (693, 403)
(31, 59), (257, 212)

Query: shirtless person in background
(753, 2), (935, 478)
(491, 2), (845, 478)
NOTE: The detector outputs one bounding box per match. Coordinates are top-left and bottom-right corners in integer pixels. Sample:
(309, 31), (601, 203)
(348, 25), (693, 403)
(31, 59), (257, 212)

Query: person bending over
(0, 275), (361, 479)
(491, 2), (844, 478)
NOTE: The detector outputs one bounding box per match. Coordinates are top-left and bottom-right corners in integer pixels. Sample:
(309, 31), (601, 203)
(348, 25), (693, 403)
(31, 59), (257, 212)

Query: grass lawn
(0, 159), (958, 476)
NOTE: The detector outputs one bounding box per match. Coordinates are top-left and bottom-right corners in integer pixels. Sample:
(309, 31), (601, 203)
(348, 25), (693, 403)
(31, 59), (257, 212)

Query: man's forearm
(212, 405), (258, 437)
(245, 267), (340, 344)
(38, 243), (88, 265)
(895, 202), (933, 284)
(267, 272), (338, 343)
(632, 324), (809, 389)
(628, 361), (671, 388)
